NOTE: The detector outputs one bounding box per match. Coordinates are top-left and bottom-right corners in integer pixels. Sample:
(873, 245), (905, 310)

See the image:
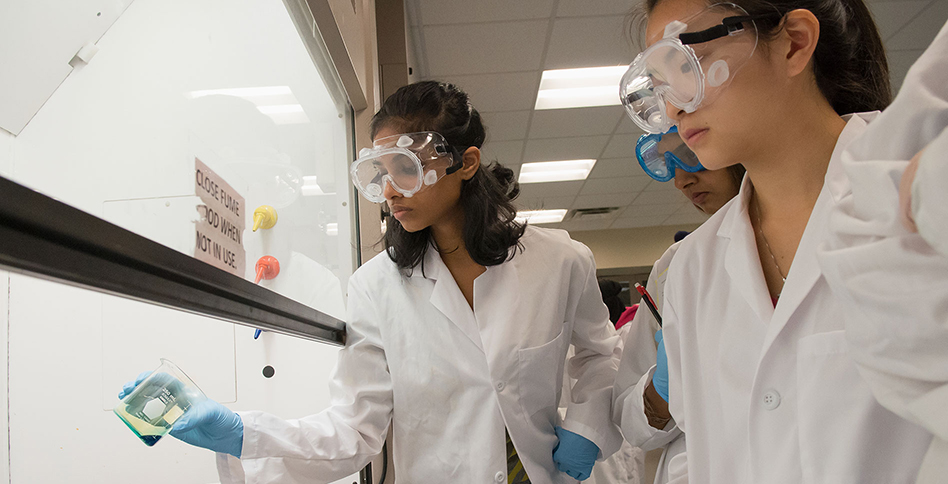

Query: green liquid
(113, 376), (197, 446)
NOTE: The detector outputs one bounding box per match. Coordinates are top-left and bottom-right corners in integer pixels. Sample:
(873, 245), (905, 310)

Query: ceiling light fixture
(535, 65), (627, 110)
(518, 159), (596, 184)
(515, 209), (568, 225)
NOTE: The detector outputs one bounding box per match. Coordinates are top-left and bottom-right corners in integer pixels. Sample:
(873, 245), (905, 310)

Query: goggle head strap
(437, 143), (465, 176)
(678, 13), (781, 45)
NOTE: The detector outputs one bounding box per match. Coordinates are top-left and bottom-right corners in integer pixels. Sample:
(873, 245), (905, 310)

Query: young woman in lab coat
(818, 18), (948, 483)
(612, 0), (933, 482)
(613, 128), (743, 484)
(120, 81), (624, 483)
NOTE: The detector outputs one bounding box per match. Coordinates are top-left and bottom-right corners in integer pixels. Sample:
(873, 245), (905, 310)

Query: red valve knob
(254, 256), (280, 284)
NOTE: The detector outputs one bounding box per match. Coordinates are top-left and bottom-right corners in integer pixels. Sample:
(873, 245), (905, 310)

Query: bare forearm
(644, 380), (671, 429)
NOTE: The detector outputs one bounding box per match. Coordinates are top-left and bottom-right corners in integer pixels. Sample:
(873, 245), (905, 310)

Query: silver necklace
(753, 195), (786, 295)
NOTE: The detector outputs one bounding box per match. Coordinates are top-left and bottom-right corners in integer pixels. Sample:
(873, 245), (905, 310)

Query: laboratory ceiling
(405, 0), (948, 232)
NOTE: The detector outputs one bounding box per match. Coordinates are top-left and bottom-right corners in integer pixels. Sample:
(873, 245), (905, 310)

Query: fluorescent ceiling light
(516, 209), (568, 225)
(518, 159), (596, 184)
(535, 65), (627, 110)
(326, 223), (339, 236)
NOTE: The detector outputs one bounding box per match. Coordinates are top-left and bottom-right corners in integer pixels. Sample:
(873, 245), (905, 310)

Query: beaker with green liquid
(114, 358), (207, 446)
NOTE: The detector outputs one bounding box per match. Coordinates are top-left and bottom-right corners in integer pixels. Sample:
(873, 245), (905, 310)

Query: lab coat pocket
(518, 323), (570, 427)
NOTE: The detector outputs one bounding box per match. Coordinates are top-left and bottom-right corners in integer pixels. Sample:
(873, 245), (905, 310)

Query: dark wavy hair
(633, 0), (891, 115)
(598, 279), (626, 325)
(370, 81), (525, 274)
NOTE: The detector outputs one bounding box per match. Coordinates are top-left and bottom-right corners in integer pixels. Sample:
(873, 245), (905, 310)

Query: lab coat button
(762, 390), (781, 410)
(496, 381), (505, 391)
(495, 471), (505, 482)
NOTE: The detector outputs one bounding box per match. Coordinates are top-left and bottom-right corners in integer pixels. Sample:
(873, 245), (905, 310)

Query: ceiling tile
(643, 179), (680, 192)
(885, 0), (948, 51)
(888, 49), (926, 92)
(664, 211), (710, 225)
(514, 195), (576, 211)
(481, 139), (524, 165)
(406, 0), (422, 26)
(574, 192), (637, 209)
(868, 1), (932, 41)
(518, 180), (585, 198)
(611, 215), (671, 229)
(529, 106), (623, 139)
(601, 133), (637, 159)
(580, 176), (651, 195)
(441, 72), (540, 112)
(556, 0), (639, 17)
(560, 219), (616, 232)
(424, 21), (549, 76)
(418, 0), (556, 24)
(634, 190), (689, 205)
(522, 135), (611, 163)
(482, 111), (531, 141)
(588, 157), (641, 179)
(615, 115), (645, 135)
(544, 16), (637, 69)
(621, 202), (684, 217)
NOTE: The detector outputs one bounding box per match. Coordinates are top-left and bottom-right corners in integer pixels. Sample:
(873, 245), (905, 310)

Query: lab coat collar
(420, 245), (486, 352)
(714, 114), (875, 344)
(825, 112), (878, 204)
(718, 176), (776, 323)
(758, 113), (874, 354)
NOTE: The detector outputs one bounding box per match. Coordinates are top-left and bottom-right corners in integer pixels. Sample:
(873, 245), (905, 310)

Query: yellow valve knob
(252, 205), (278, 232)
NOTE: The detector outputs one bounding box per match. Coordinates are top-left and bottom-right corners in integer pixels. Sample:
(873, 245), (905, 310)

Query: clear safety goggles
(350, 131), (463, 203)
(620, 3), (773, 134)
(636, 126), (705, 182)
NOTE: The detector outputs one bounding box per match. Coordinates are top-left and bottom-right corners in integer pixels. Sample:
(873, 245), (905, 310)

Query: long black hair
(370, 81), (525, 273)
(635, 0), (891, 115)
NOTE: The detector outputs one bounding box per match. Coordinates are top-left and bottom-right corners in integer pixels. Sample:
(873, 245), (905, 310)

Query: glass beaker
(113, 358), (207, 446)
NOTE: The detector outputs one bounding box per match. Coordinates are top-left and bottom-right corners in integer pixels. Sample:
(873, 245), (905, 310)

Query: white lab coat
(912, 125), (948, 257)
(817, 19), (948, 484)
(561, 336), (645, 484)
(613, 242), (686, 484)
(216, 225), (623, 484)
(660, 113), (932, 484)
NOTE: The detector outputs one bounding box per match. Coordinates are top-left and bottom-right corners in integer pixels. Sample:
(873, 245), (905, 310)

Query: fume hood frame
(0, 174), (346, 346)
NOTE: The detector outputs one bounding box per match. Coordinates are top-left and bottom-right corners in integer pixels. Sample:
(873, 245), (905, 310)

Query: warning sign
(194, 158), (246, 276)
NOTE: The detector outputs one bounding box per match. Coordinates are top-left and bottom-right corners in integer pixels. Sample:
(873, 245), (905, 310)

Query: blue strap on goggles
(635, 126), (705, 182)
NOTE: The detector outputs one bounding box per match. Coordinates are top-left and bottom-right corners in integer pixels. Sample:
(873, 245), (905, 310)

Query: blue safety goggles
(635, 126), (705, 182)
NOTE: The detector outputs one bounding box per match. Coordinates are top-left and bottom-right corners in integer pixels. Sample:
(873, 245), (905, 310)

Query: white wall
(0, 126), (13, 484)
(570, 223), (702, 269)
(4, 0), (359, 482)
(0, 129), (12, 177)
(0, 270), (8, 484)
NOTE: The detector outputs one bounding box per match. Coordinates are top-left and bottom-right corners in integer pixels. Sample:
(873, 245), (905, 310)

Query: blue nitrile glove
(552, 426), (600, 481)
(118, 371), (243, 458)
(170, 399), (244, 458)
(118, 371), (154, 399)
(653, 330), (669, 402)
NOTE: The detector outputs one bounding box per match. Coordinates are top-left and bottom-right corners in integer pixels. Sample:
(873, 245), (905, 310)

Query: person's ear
(458, 147), (481, 181)
(776, 9), (821, 78)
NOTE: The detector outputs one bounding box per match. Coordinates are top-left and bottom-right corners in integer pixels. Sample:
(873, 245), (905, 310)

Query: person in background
(615, 0), (932, 481)
(599, 280), (628, 327)
(818, 18), (948, 484)
(120, 81), (623, 483)
(613, 127), (742, 484)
